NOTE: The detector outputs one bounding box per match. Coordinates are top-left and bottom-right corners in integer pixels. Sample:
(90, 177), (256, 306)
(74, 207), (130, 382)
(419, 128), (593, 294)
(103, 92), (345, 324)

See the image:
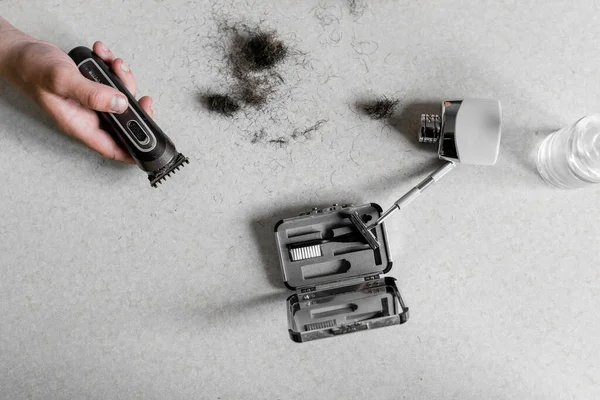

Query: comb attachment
(149, 153), (189, 188)
(304, 319), (336, 331)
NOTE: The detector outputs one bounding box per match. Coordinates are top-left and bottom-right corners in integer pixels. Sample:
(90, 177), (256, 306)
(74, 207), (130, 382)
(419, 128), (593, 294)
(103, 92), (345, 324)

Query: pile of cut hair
(204, 28), (288, 116)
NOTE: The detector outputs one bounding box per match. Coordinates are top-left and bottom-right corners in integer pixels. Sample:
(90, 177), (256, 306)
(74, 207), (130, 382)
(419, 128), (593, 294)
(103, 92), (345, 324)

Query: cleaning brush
(288, 231), (365, 262)
(349, 161), (455, 250)
(289, 245), (323, 262)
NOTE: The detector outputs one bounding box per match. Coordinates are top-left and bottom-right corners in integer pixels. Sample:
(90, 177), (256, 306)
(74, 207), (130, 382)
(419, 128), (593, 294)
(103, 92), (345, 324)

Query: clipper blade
(149, 153), (189, 188)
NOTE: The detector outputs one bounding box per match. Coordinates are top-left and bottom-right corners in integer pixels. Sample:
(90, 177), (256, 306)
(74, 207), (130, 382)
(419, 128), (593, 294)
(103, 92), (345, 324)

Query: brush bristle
(289, 244), (322, 261)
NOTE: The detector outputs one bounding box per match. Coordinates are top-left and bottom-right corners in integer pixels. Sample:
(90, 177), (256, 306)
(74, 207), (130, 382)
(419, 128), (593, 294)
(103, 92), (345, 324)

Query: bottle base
(536, 132), (587, 189)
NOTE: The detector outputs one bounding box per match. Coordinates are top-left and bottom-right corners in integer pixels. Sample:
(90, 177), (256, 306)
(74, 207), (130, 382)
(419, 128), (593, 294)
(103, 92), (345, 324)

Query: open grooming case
(274, 204), (409, 342)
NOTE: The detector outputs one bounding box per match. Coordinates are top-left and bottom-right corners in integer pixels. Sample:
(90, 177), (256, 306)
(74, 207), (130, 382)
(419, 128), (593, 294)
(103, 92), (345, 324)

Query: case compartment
(274, 204), (409, 342)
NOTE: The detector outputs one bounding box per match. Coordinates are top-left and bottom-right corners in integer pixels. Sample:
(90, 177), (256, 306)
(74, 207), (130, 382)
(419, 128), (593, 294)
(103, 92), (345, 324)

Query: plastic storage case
(274, 203), (409, 342)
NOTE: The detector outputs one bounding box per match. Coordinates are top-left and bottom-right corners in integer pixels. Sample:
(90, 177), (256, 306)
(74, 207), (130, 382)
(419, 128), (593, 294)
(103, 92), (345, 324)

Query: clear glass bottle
(537, 115), (600, 189)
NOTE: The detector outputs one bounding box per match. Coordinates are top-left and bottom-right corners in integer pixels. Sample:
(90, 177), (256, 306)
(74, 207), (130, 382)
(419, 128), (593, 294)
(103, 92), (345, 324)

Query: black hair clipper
(68, 46), (189, 188)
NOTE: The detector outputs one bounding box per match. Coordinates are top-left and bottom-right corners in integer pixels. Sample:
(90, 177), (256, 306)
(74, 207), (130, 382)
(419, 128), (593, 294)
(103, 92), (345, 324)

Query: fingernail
(100, 42), (109, 54)
(120, 61), (130, 72)
(110, 95), (127, 113)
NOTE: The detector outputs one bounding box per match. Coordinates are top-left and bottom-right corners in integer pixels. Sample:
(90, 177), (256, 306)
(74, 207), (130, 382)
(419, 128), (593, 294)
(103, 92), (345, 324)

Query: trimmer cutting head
(148, 153), (189, 188)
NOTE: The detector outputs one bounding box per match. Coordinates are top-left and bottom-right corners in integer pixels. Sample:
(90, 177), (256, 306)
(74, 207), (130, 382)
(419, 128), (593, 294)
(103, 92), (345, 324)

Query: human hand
(1, 30), (153, 163)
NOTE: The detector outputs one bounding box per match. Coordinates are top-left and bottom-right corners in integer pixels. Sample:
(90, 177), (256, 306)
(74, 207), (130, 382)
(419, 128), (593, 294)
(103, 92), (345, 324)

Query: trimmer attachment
(304, 320), (336, 331)
(68, 46), (189, 188)
(148, 153), (189, 187)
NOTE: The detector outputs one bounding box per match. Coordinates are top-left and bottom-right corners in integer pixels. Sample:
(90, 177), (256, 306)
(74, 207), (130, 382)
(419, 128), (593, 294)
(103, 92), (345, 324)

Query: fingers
(92, 41), (116, 63)
(56, 74), (129, 113)
(93, 41), (136, 96)
(80, 127), (136, 164)
(49, 41), (139, 114)
(138, 96), (153, 118)
(38, 92), (135, 164)
(15, 40), (130, 114)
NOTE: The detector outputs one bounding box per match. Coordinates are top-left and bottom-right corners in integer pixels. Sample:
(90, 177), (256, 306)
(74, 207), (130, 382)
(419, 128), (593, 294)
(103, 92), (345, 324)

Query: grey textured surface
(1, 1), (600, 399)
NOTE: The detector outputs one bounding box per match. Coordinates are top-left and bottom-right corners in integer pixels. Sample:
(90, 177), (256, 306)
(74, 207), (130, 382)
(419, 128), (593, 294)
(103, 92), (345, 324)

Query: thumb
(62, 74), (129, 113)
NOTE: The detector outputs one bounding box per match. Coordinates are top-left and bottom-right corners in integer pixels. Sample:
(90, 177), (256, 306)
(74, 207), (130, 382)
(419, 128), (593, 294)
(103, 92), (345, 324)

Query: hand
(2, 33), (153, 163)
